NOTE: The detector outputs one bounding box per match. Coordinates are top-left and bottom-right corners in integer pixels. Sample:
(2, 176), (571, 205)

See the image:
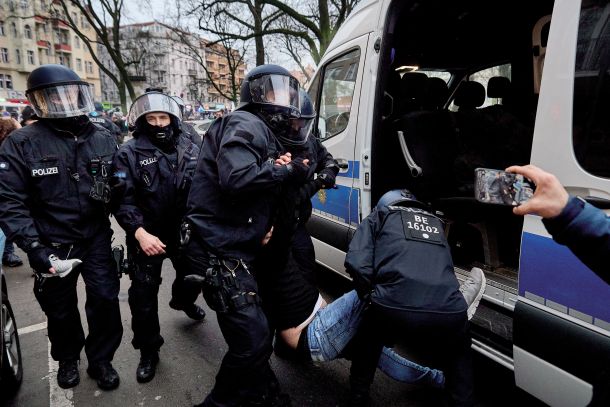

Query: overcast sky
(120, 0), (313, 72)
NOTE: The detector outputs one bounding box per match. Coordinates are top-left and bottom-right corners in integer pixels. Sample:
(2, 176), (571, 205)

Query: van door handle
(335, 159), (349, 170)
(584, 196), (610, 209)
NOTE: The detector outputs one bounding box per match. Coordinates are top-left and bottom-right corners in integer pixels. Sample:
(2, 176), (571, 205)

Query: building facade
(99, 21), (246, 111)
(0, 0), (101, 109)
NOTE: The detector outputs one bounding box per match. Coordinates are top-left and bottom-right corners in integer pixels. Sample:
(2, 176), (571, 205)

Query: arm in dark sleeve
(0, 137), (39, 248)
(313, 137), (337, 173)
(111, 149), (145, 236)
(217, 124), (289, 194)
(345, 208), (383, 299)
(543, 196), (610, 284)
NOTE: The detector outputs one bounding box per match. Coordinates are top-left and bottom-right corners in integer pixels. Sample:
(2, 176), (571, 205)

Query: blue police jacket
(346, 204), (467, 314)
(111, 133), (199, 242)
(185, 110), (291, 262)
(0, 119), (116, 248)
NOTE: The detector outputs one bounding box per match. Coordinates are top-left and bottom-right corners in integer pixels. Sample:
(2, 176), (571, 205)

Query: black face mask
(143, 121), (176, 150)
(48, 115), (90, 135)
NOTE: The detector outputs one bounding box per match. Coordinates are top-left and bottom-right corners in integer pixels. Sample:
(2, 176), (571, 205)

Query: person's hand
(286, 157), (310, 182)
(506, 165), (569, 218)
(317, 167), (337, 189)
(261, 226), (274, 246)
(275, 152), (292, 166)
(27, 244), (55, 275)
(135, 227), (166, 255)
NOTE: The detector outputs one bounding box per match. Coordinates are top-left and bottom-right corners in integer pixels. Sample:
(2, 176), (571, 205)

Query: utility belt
(200, 255), (260, 313)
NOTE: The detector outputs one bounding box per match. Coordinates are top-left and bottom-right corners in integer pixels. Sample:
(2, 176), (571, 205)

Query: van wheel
(1, 291), (23, 398)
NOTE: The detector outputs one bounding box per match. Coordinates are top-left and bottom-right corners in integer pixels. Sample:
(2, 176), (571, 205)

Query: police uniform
(112, 132), (201, 353)
(346, 199), (474, 406)
(0, 119), (123, 370)
(181, 121), (203, 148)
(185, 108), (299, 406)
(89, 112), (123, 145)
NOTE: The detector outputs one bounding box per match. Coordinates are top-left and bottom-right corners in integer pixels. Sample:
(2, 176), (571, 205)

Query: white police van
(306, 0), (610, 405)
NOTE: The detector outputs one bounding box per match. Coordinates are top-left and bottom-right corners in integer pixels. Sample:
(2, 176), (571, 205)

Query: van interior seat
(486, 76), (511, 105)
(422, 77), (449, 110)
(453, 81), (486, 111)
(398, 71), (428, 114)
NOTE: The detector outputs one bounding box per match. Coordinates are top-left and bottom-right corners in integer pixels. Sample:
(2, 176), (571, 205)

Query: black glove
(317, 167), (338, 189)
(26, 244), (54, 274)
(285, 157), (309, 182)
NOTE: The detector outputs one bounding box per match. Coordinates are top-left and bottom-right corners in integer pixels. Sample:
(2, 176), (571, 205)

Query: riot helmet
(239, 64), (300, 134)
(127, 91), (182, 128)
(94, 101), (104, 113)
(25, 64), (95, 119)
(127, 91), (182, 147)
(376, 189), (428, 211)
(278, 89), (316, 146)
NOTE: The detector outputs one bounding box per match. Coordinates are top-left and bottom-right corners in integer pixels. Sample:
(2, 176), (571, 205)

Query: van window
(317, 48), (360, 140)
(448, 64), (512, 111)
(573, 1), (610, 179)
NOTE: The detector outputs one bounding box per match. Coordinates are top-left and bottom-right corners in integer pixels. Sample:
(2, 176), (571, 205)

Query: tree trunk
(254, 0), (265, 65)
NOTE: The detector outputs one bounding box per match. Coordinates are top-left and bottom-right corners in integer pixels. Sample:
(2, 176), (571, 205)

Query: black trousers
(291, 224), (317, 285)
(34, 229), (123, 365)
(185, 252), (277, 407)
(128, 243), (201, 352)
(350, 304), (474, 407)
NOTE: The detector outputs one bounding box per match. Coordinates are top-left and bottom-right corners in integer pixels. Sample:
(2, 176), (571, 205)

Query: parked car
(0, 230), (23, 398)
(185, 119), (214, 137)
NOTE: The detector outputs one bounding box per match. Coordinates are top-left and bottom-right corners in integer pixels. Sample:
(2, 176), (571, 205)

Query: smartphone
(474, 168), (534, 206)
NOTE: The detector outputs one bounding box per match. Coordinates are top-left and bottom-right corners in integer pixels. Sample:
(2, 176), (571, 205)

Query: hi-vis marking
(32, 167), (59, 177)
(139, 157), (158, 166)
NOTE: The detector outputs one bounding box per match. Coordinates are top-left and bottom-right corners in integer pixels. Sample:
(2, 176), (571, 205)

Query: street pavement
(3, 218), (542, 407)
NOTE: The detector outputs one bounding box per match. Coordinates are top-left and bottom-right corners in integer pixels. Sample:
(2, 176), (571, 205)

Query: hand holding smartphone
(474, 168), (534, 206)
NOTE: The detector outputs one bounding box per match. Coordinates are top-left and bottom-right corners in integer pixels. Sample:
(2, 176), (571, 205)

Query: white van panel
(322, 0), (383, 58)
(531, 0), (610, 198)
(514, 346), (592, 407)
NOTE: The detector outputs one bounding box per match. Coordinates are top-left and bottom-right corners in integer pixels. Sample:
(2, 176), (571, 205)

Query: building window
(74, 36), (80, 48)
(10, 22), (17, 37)
(40, 0), (46, 9)
(85, 60), (93, 74)
(0, 74), (14, 89)
(15, 49), (20, 64)
(71, 12), (77, 24)
(24, 25), (32, 39)
(1, 48), (9, 63)
(0, 22), (5, 36)
(20, 0), (28, 10)
(27, 50), (34, 64)
(76, 58), (82, 71)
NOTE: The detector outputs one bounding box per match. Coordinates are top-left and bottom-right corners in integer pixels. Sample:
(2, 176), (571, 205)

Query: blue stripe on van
(337, 161), (360, 178)
(311, 184), (352, 224)
(519, 232), (610, 323)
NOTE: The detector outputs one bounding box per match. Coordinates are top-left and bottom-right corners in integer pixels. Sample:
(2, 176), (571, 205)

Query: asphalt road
(2, 219), (543, 407)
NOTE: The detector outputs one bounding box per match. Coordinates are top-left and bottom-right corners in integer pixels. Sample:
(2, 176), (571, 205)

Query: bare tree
(55, 1), (146, 112)
(171, 12), (248, 103)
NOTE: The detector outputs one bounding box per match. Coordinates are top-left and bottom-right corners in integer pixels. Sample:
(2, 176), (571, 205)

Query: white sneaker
(459, 267), (486, 320)
(40, 255), (83, 278)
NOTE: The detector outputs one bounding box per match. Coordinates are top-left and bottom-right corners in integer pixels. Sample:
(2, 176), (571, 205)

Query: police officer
(0, 64), (123, 390)
(111, 91), (205, 383)
(90, 101), (123, 145)
(345, 190), (474, 406)
(183, 64), (308, 407)
(171, 95), (203, 147)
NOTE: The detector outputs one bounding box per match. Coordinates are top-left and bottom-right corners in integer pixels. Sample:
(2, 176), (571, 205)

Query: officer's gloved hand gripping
(25, 241), (54, 274)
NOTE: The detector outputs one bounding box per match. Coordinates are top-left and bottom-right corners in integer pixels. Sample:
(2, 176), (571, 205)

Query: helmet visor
(281, 117), (313, 146)
(127, 92), (182, 127)
(249, 74), (300, 111)
(27, 83), (94, 118)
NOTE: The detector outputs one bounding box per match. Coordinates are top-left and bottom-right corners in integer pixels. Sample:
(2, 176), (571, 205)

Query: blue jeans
(307, 290), (444, 387)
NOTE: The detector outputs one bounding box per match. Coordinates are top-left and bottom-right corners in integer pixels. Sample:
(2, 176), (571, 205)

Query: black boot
(136, 351), (159, 383)
(87, 361), (120, 390)
(57, 359), (80, 389)
(169, 299), (206, 321)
